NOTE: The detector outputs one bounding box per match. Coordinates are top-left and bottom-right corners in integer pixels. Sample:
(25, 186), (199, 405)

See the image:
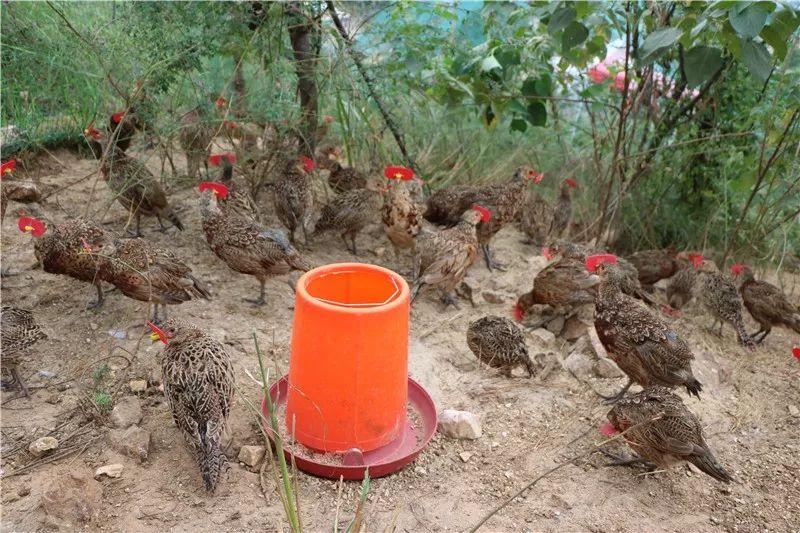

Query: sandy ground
(1, 148), (799, 532)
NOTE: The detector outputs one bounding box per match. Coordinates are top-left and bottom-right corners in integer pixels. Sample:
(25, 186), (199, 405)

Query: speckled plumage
(328, 162), (367, 193)
(666, 263), (697, 310)
(158, 319), (234, 492)
(594, 263), (702, 396)
(381, 180), (423, 257)
(202, 192), (311, 305)
(216, 159), (260, 224)
(411, 209), (482, 305)
(109, 110), (143, 152)
(314, 186), (383, 255)
(1, 306), (47, 395)
(273, 157), (313, 245)
(467, 315), (535, 376)
(607, 387), (732, 483)
(695, 262), (755, 350)
(518, 191), (553, 245)
(179, 107), (214, 180)
(551, 181), (573, 238)
(626, 248), (678, 287)
(735, 266), (800, 343)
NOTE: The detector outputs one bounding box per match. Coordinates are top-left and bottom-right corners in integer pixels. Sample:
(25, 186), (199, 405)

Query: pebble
(28, 436), (59, 457)
(109, 426), (151, 462)
(129, 380), (148, 393)
(459, 451), (474, 463)
(437, 410), (482, 440)
(414, 466), (427, 476)
(237, 445), (266, 468)
(94, 464), (124, 479)
(788, 405), (799, 418)
(530, 328), (556, 346)
(595, 357), (625, 378)
(545, 316), (565, 335)
(481, 291), (505, 304)
(37, 370), (56, 378)
(108, 329), (127, 340)
(562, 350), (594, 379)
(110, 396), (143, 428)
(89, 322), (99, 331)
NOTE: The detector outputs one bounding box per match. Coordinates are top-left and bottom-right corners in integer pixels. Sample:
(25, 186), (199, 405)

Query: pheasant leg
(482, 244), (507, 272)
(599, 449), (657, 470)
(86, 283), (106, 310)
(127, 213), (144, 238)
(441, 291), (460, 310)
(350, 233), (359, 256)
(156, 215), (169, 233)
(244, 279), (267, 306)
(10, 368), (29, 397)
(599, 378), (633, 405)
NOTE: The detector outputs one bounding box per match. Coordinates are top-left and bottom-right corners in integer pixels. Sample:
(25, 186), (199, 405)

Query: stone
(89, 322), (99, 331)
(238, 445), (266, 468)
(459, 451), (474, 463)
(94, 464), (124, 480)
(374, 247), (386, 257)
(789, 405), (800, 418)
(129, 380), (148, 393)
(562, 316), (589, 341)
(595, 358), (625, 379)
(437, 410), (482, 440)
(110, 396), (143, 428)
(28, 436), (59, 457)
(545, 316), (565, 335)
(587, 326), (608, 359)
(41, 470), (102, 528)
(110, 426), (150, 463)
(563, 350), (594, 379)
(482, 291), (505, 304)
(530, 328), (556, 346)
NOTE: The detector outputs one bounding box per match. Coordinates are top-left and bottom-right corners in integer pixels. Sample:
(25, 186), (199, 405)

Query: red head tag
(2, 159), (18, 176)
(17, 216), (46, 237)
(730, 263), (745, 277)
(299, 155), (315, 173)
(512, 303), (524, 322)
(147, 321), (168, 345)
(565, 178), (578, 189)
(541, 246), (553, 261)
(384, 165), (414, 181)
(198, 181), (229, 199)
(472, 204), (491, 222)
(111, 111), (125, 124)
(585, 253), (617, 273)
(599, 421), (618, 437)
(208, 153), (237, 167)
(688, 253), (704, 269)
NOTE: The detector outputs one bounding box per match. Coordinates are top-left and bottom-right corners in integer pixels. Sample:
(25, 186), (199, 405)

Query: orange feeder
(286, 263), (410, 453)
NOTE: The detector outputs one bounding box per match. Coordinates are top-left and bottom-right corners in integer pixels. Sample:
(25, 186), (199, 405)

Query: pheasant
(100, 237), (210, 320)
(200, 182), (312, 306)
(666, 252), (703, 310)
(86, 126), (184, 236)
(1, 306), (47, 396)
(601, 387), (733, 483)
(518, 190), (554, 246)
(411, 206), (487, 307)
(732, 263), (800, 343)
(626, 247), (678, 288)
(591, 256), (702, 402)
(466, 315), (536, 377)
(208, 153), (260, 224)
(179, 105), (215, 180)
(108, 109), (142, 152)
(27, 216), (112, 308)
(1, 159), (41, 221)
(273, 155), (315, 245)
(551, 178), (577, 239)
(381, 166), (424, 264)
(695, 260), (755, 350)
(425, 167), (542, 270)
(314, 176), (388, 255)
(318, 145), (368, 193)
(149, 319), (234, 492)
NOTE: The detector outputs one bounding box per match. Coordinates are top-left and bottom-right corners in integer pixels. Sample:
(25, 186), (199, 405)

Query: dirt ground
(2, 147), (799, 532)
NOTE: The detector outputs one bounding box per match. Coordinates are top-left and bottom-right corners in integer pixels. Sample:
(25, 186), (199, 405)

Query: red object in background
(384, 165), (414, 181)
(208, 153), (237, 166)
(525, 169), (545, 184)
(541, 246), (553, 261)
(147, 321), (168, 345)
(599, 421), (618, 437)
(512, 304), (524, 322)
(215, 96), (227, 109)
(585, 253), (617, 272)
(111, 111), (126, 124)
(198, 181), (230, 200)
(688, 252), (704, 269)
(17, 216), (46, 237)
(299, 155), (315, 173)
(730, 263), (745, 277)
(2, 159), (18, 176)
(472, 204), (491, 222)
(793, 346), (800, 361)
(565, 178), (578, 189)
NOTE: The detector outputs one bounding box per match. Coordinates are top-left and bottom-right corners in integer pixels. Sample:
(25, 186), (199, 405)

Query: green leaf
(535, 74), (552, 97)
(729, 3), (770, 38)
(508, 100), (528, 115)
(510, 117), (528, 132)
(548, 6), (576, 34)
(526, 101), (547, 127)
(760, 26), (787, 60)
(561, 21), (589, 50)
(480, 55), (502, 73)
(761, 8), (800, 60)
(740, 38), (772, 82)
(521, 78), (538, 97)
(683, 46), (723, 87)
(639, 27), (683, 63)
(495, 47), (521, 68)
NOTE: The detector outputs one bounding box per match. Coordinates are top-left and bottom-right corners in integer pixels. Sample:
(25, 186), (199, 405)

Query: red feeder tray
(261, 375), (436, 480)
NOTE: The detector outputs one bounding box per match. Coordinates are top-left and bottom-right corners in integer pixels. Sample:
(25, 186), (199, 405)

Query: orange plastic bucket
(286, 263), (410, 452)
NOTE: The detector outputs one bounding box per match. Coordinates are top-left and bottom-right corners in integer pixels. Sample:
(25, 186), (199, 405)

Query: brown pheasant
(1, 306), (47, 396)
(86, 126), (184, 236)
(317, 145), (368, 193)
(208, 153), (260, 224)
(100, 237), (210, 320)
(150, 319), (234, 492)
(273, 155), (315, 245)
(200, 182), (311, 306)
(732, 263), (800, 343)
(314, 176), (388, 255)
(551, 178), (577, 239)
(179, 105), (215, 180)
(518, 190), (553, 246)
(29, 217), (112, 308)
(666, 252), (703, 310)
(425, 167), (542, 270)
(381, 166), (424, 264)
(108, 109), (143, 152)
(695, 260), (755, 350)
(601, 387), (733, 483)
(466, 315), (536, 377)
(411, 206), (487, 307)
(592, 258), (702, 402)
(626, 247), (678, 287)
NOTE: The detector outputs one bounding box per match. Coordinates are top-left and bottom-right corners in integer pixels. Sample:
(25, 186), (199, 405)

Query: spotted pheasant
(318, 145), (368, 193)
(313, 177), (387, 255)
(179, 106), (215, 180)
(602, 387), (732, 483)
(1, 306), (47, 396)
(695, 261), (755, 350)
(273, 155), (314, 245)
(467, 315), (536, 377)
(732, 264), (800, 343)
(381, 167), (424, 264)
(208, 153), (260, 224)
(151, 319), (234, 492)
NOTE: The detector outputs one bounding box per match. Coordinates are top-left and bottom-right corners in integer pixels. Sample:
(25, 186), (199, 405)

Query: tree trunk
(285, 2), (320, 157)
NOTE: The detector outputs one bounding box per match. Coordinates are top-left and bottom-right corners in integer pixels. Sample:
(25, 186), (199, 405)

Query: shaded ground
(2, 148), (799, 532)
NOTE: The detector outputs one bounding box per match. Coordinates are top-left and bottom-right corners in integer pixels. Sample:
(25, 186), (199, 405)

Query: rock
(563, 350), (593, 379)
(129, 380), (148, 393)
(28, 436), (59, 457)
(482, 291), (505, 304)
(459, 451), (474, 463)
(437, 409), (482, 440)
(375, 247), (386, 257)
(595, 358), (625, 378)
(37, 370), (56, 378)
(110, 396), (143, 428)
(107, 329), (127, 340)
(562, 316), (589, 341)
(89, 322), (99, 331)
(41, 470), (102, 528)
(44, 392), (61, 405)
(414, 466), (427, 476)
(94, 464), (123, 480)
(587, 326), (608, 359)
(530, 328), (556, 346)
(545, 316), (565, 335)
(789, 405), (800, 418)
(237, 445), (266, 468)
(109, 426), (151, 462)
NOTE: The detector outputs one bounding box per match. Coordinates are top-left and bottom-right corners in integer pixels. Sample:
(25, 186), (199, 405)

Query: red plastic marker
(585, 253), (617, 272)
